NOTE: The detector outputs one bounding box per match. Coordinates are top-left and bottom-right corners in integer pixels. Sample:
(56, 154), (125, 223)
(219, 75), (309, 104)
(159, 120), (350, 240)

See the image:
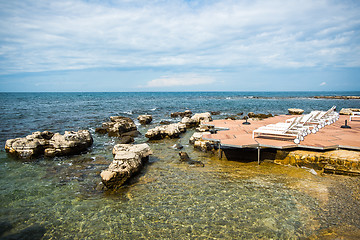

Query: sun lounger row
(253, 106), (339, 144)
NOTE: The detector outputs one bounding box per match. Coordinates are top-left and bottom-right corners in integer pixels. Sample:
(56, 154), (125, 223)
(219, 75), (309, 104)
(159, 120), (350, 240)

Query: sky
(0, 0), (360, 92)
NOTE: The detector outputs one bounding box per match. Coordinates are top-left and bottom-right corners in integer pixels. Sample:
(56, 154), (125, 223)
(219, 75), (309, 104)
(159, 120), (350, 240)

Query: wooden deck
(203, 115), (360, 151)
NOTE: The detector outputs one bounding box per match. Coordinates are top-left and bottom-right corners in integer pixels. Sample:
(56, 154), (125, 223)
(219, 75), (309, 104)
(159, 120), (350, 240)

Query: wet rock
(5, 130), (93, 159)
(137, 115), (153, 125)
(179, 151), (204, 167)
(288, 108), (304, 115)
(248, 112), (273, 119)
(237, 112), (244, 116)
(160, 120), (171, 125)
(96, 116), (137, 137)
(189, 132), (203, 144)
(225, 116), (237, 120)
(121, 130), (141, 137)
(145, 123), (186, 140)
(171, 110), (192, 118)
(100, 143), (153, 188)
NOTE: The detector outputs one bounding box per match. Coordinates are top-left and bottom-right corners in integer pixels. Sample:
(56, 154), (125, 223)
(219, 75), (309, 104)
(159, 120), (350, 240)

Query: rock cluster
(145, 123), (186, 140)
(100, 143), (153, 188)
(95, 116), (139, 142)
(5, 130), (93, 159)
(137, 115), (153, 125)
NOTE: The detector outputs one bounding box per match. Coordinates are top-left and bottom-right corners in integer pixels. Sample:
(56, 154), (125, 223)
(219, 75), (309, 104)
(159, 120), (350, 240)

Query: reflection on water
(1, 130), (360, 239)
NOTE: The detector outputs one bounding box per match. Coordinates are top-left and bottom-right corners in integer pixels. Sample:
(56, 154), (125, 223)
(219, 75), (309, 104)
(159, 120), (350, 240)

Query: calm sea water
(0, 91), (360, 239)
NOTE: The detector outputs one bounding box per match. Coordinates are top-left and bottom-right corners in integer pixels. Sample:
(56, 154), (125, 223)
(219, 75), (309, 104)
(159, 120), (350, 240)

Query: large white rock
(145, 123), (186, 140)
(101, 143), (153, 188)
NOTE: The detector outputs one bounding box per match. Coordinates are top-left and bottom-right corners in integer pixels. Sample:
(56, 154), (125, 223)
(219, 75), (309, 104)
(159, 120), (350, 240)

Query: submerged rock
(172, 143), (184, 149)
(96, 116), (137, 137)
(288, 108), (304, 115)
(5, 130), (93, 159)
(137, 115), (153, 125)
(100, 143), (153, 188)
(145, 123), (186, 140)
(179, 151), (204, 167)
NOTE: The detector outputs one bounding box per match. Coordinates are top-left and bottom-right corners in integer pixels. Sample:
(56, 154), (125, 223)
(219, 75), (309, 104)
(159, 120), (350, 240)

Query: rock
(211, 111), (221, 115)
(248, 112), (273, 119)
(189, 132), (203, 144)
(101, 143), (153, 188)
(181, 117), (198, 128)
(189, 132), (217, 152)
(137, 115), (153, 125)
(160, 120), (171, 125)
(96, 116), (137, 137)
(145, 123), (186, 140)
(178, 151), (204, 167)
(121, 130), (141, 137)
(339, 108), (360, 115)
(237, 112), (244, 116)
(118, 136), (134, 144)
(5, 130), (93, 159)
(191, 112), (212, 124)
(171, 110), (192, 118)
(196, 124), (213, 132)
(225, 116), (237, 120)
(172, 143), (183, 149)
(288, 108), (304, 115)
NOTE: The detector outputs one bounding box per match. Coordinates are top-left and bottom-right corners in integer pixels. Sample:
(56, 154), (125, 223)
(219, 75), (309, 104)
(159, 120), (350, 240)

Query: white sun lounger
(350, 111), (360, 121)
(252, 116), (307, 144)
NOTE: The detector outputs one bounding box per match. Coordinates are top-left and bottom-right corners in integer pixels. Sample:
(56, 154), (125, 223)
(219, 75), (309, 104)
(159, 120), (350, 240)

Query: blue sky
(0, 0), (359, 92)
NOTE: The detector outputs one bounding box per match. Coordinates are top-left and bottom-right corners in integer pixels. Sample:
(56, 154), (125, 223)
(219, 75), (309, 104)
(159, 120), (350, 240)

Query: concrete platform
(203, 115), (360, 151)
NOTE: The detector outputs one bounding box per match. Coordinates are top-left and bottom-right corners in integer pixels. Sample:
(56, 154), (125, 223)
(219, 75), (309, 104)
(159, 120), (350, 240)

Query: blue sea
(0, 91), (360, 239)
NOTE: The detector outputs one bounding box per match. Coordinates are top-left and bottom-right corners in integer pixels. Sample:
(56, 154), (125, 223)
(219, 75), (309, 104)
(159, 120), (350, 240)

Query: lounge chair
(350, 111), (360, 121)
(252, 116), (307, 144)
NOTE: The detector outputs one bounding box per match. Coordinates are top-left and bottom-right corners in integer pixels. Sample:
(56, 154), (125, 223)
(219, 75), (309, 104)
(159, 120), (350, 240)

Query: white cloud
(320, 81), (327, 86)
(146, 74), (215, 87)
(0, 0), (359, 75)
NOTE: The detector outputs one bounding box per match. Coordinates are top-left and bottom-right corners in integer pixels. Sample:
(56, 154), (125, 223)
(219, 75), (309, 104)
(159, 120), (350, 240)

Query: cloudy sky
(0, 0), (359, 92)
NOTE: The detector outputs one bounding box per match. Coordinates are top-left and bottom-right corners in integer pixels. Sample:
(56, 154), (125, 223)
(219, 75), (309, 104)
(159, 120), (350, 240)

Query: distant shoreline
(313, 96), (360, 99)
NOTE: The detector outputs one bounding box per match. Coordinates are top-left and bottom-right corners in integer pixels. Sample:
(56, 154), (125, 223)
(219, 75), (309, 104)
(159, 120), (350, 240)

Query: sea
(0, 91), (359, 239)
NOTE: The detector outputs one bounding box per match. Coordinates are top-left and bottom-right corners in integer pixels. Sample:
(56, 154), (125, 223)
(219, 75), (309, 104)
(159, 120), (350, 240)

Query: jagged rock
(171, 110), (192, 118)
(181, 117), (198, 128)
(5, 130), (93, 159)
(100, 143), (153, 188)
(189, 132), (217, 152)
(196, 124), (213, 132)
(137, 115), (153, 125)
(248, 112), (273, 119)
(178, 151), (204, 167)
(288, 108), (304, 115)
(145, 123), (186, 140)
(191, 112), (212, 124)
(96, 116), (137, 137)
